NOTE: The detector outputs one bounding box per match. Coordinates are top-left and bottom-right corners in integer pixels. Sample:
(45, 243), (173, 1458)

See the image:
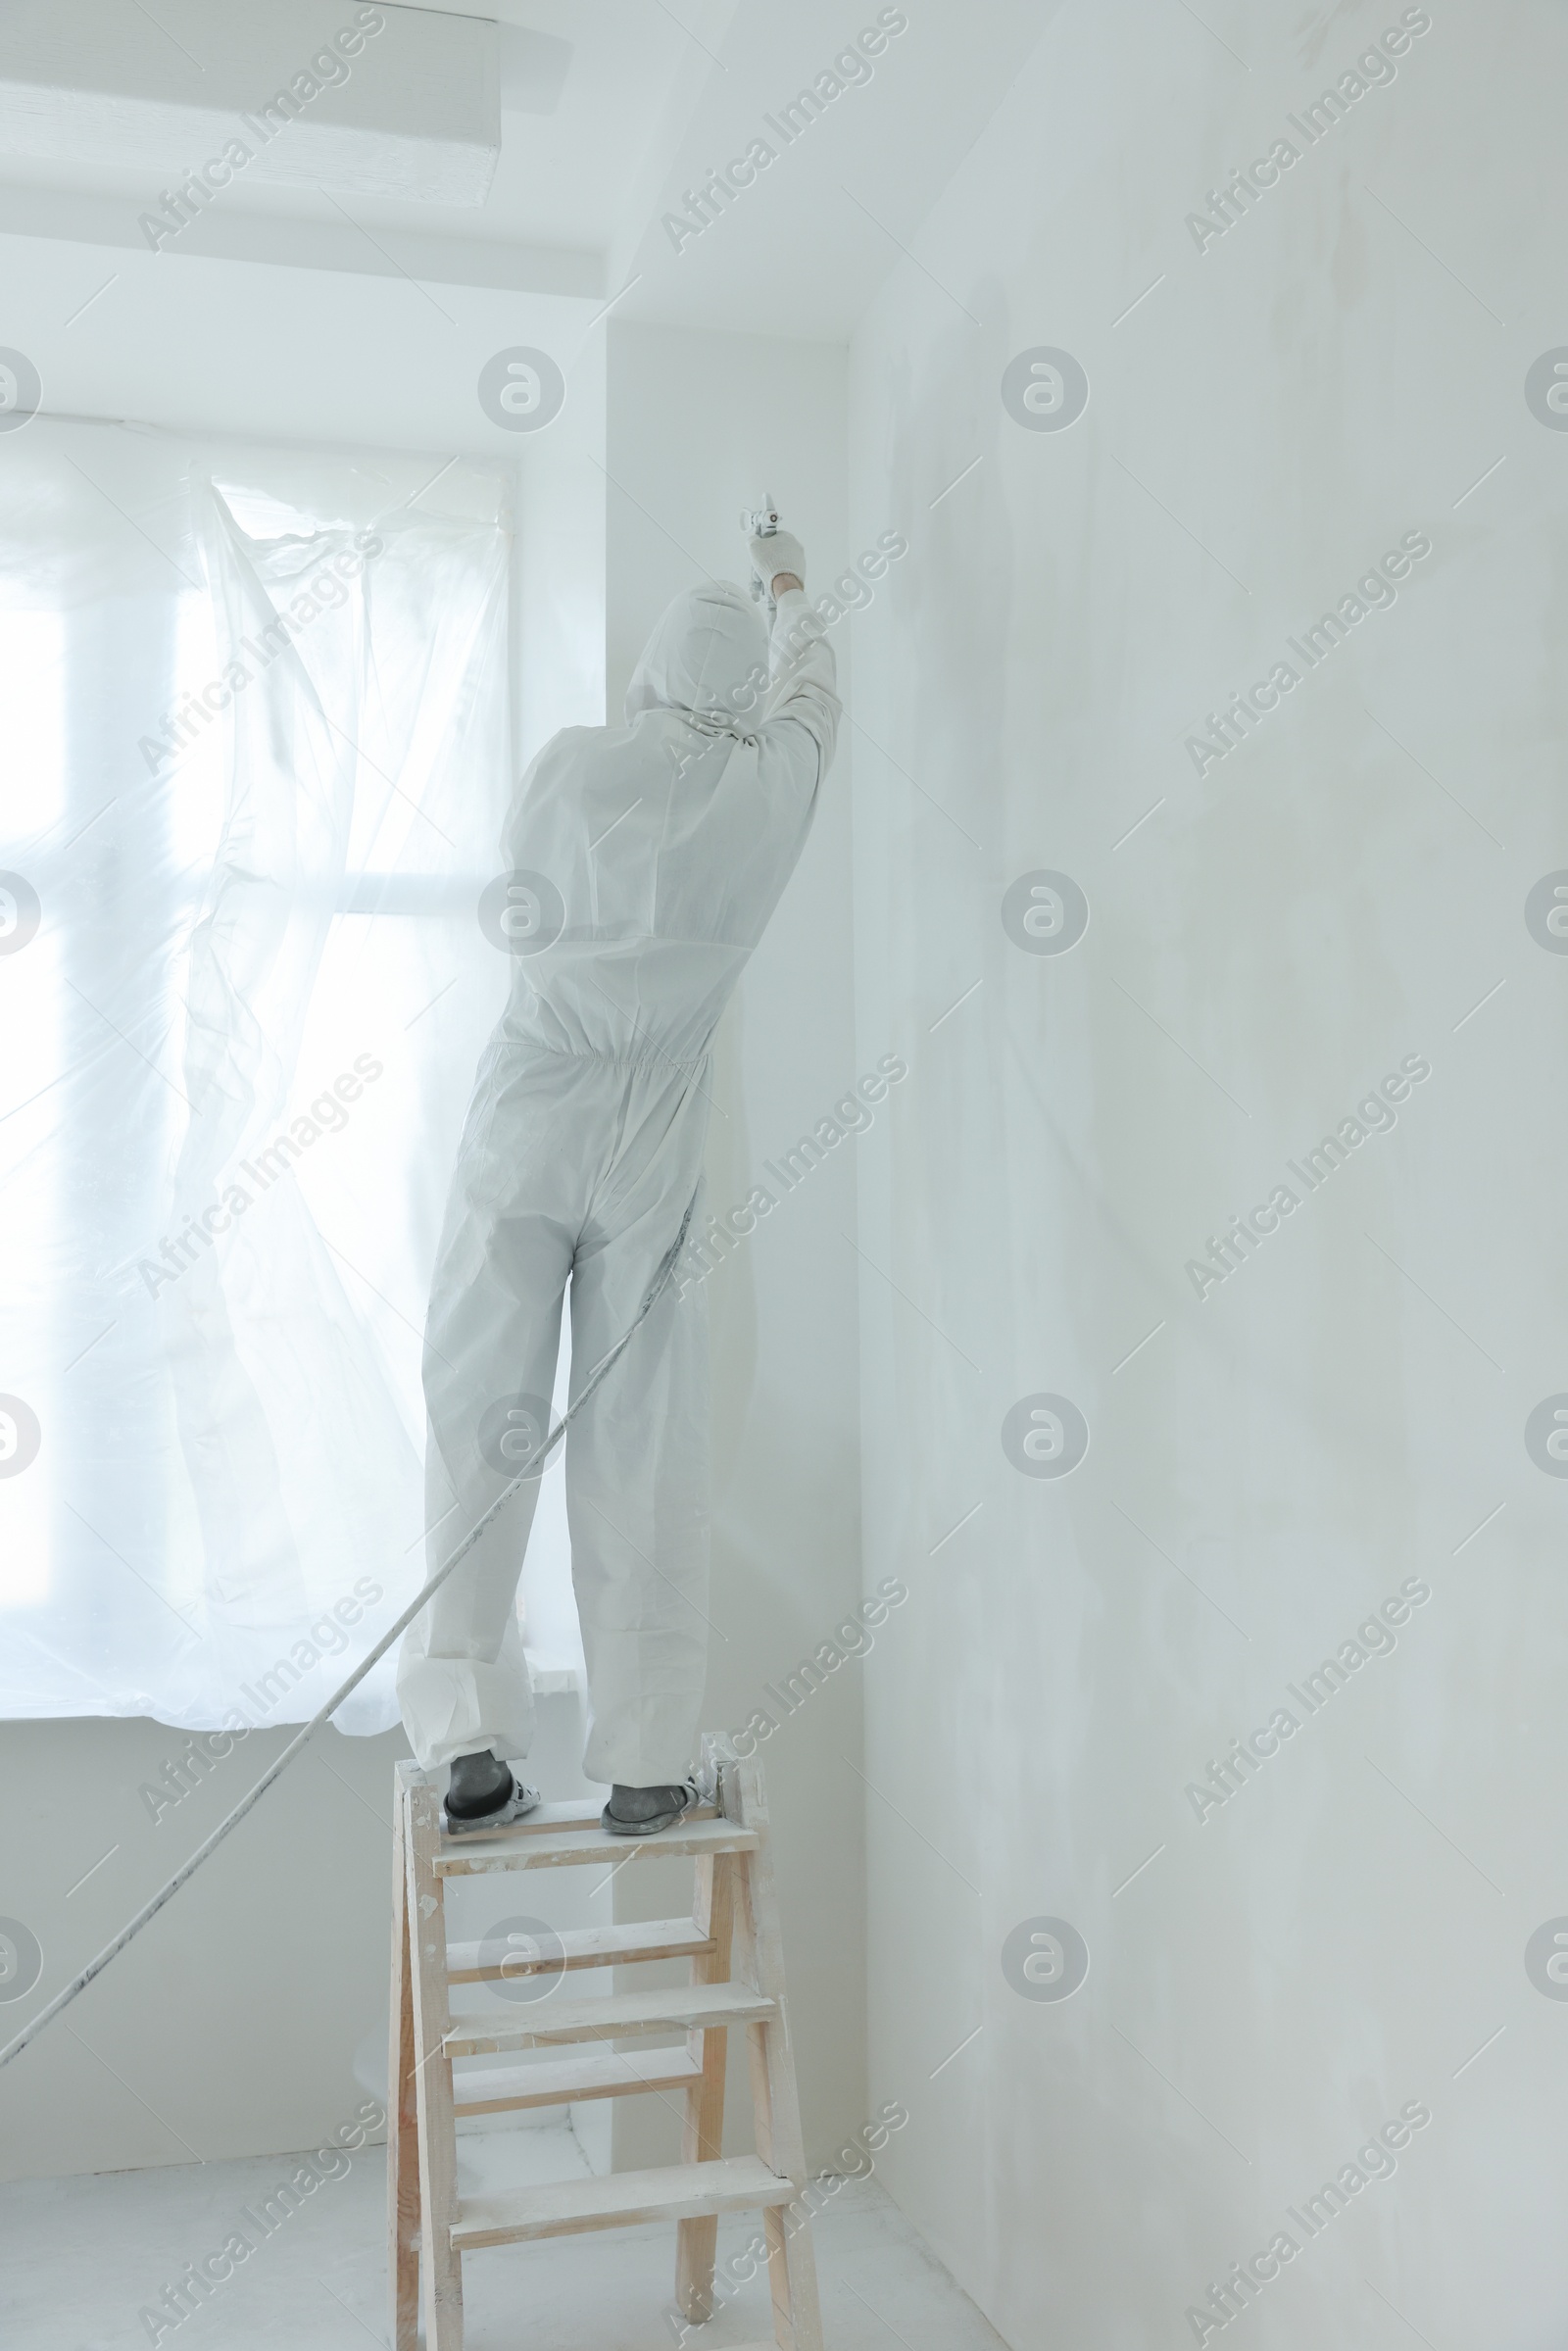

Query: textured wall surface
(847, 3), (1568, 2343)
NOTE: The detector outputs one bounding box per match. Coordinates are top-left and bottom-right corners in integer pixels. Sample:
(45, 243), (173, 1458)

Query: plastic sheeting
(0, 416), (578, 1735)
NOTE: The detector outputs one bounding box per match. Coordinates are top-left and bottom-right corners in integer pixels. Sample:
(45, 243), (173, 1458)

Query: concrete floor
(0, 2123), (1007, 2351)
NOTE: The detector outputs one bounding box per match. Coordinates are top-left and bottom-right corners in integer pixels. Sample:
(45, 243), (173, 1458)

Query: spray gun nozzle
(743, 495), (781, 599)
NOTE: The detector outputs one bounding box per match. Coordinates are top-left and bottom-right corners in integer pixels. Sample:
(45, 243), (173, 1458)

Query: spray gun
(741, 492), (781, 603)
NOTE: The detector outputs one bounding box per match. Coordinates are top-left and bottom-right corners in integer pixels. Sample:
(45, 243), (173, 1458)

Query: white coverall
(397, 580), (840, 1785)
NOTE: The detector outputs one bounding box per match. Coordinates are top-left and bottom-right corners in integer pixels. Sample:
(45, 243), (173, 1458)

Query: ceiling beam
(0, 0), (500, 207)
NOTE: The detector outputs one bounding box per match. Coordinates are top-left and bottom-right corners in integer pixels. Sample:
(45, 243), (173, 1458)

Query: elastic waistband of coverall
(494, 1031), (716, 1074)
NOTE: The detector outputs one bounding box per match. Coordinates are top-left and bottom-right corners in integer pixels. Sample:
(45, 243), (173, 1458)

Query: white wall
(848, 3), (1568, 2344)
(603, 319), (868, 2177)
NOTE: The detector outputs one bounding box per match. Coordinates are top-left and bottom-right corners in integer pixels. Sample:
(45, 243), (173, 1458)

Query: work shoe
(602, 1780), (698, 1837)
(441, 1748), (542, 1837)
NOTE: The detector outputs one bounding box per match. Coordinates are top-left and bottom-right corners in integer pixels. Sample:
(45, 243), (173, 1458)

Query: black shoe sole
(440, 1780), (542, 1837)
(601, 1790), (694, 1838)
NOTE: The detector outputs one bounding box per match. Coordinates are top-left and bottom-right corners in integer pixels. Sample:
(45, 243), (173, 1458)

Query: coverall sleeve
(758, 586), (842, 791)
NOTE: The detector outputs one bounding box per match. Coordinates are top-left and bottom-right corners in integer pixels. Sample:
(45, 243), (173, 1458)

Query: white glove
(747, 524), (806, 594)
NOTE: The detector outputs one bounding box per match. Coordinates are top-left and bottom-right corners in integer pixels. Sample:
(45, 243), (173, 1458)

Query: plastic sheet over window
(0, 417), (577, 1736)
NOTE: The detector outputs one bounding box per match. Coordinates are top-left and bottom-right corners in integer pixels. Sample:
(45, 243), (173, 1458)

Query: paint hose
(0, 1200), (697, 2074)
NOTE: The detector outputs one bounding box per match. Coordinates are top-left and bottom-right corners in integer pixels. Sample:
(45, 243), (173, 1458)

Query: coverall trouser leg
(396, 1048), (710, 1785)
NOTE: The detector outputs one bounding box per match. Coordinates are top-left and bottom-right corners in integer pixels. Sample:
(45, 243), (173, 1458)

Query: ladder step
(442, 1797), (718, 1840)
(452, 2047), (703, 2116)
(450, 2155), (799, 2249)
(446, 1979), (774, 2058)
(445, 1915), (714, 1984)
(436, 1816), (758, 1876)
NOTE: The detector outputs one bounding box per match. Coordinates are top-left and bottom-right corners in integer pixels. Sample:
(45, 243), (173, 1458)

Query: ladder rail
(675, 1846), (737, 2322)
(388, 1782), (420, 2351)
(406, 1777), (466, 2349)
(728, 1759), (824, 2351)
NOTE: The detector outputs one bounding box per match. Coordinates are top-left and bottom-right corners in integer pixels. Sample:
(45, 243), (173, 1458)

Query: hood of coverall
(623, 581), (768, 727)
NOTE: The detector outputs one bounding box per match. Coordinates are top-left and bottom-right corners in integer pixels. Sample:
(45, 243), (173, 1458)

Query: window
(0, 417), (576, 1734)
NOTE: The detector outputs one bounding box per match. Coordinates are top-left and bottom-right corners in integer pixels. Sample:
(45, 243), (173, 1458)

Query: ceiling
(0, 0), (1062, 340)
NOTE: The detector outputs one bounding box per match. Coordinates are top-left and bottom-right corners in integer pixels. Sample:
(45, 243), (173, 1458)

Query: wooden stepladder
(388, 1745), (823, 2351)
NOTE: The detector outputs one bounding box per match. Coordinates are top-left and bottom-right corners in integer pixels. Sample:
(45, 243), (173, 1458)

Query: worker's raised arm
(745, 523), (842, 788)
